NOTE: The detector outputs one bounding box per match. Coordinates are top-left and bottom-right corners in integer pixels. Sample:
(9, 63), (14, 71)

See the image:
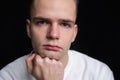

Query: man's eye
(60, 23), (71, 28)
(36, 20), (48, 25)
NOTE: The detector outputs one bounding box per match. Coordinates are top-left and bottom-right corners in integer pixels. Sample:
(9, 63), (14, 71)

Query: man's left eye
(60, 23), (70, 28)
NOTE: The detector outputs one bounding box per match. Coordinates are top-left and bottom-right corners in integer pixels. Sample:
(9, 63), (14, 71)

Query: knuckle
(44, 57), (50, 64)
(52, 59), (56, 64)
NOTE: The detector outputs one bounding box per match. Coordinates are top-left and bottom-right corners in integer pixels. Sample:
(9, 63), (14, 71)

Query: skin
(26, 0), (78, 80)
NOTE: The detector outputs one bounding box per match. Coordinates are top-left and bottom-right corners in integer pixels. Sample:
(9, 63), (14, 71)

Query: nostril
(47, 29), (60, 40)
(46, 23), (60, 40)
(47, 32), (59, 40)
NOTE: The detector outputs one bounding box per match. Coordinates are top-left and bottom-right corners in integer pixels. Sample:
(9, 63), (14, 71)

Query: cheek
(62, 29), (74, 41)
(61, 31), (74, 47)
(31, 28), (46, 44)
(31, 27), (44, 37)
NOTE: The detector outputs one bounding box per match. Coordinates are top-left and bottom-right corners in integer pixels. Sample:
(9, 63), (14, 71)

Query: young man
(0, 0), (114, 80)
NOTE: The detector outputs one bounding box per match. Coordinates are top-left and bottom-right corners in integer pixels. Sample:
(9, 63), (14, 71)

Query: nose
(47, 23), (60, 40)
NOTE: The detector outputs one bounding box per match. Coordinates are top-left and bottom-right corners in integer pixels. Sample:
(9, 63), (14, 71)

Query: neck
(60, 53), (68, 69)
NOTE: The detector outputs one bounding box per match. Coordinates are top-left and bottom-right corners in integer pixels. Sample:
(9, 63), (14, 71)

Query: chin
(37, 50), (62, 60)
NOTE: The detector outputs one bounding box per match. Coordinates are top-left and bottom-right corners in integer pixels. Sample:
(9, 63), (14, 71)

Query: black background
(0, 0), (119, 80)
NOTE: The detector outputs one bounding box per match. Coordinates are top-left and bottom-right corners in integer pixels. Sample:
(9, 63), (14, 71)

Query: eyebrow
(32, 17), (75, 24)
(61, 19), (75, 24)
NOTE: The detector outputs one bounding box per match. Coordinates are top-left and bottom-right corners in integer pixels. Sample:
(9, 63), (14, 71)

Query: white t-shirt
(0, 50), (114, 80)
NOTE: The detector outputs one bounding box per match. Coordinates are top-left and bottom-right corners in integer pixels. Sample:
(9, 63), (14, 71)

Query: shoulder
(4, 54), (29, 70)
(68, 50), (109, 67)
(68, 50), (114, 80)
(0, 54), (34, 80)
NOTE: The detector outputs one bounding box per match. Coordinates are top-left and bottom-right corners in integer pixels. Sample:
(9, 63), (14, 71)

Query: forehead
(32, 0), (76, 6)
(31, 0), (76, 21)
(32, 0), (76, 12)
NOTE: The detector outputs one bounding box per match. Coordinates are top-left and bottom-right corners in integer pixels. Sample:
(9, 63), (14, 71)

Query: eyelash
(34, 20), (72, 28)
(60, 23), (71, 28)
(36, 20), (49, 25)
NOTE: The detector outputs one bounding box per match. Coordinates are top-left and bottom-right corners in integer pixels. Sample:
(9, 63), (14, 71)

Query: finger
(32, 54), (43, 79)
(33, 54), (43, 66)
(44, 57), (50, 64)
(26, 53), (36, 73)
(43, 57), (50, 71)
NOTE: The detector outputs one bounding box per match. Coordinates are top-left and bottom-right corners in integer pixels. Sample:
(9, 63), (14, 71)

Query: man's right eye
(35, 20), (48, 26)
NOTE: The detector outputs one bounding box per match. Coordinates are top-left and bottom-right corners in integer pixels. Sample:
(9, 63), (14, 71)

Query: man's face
(27, 0), (78, 60)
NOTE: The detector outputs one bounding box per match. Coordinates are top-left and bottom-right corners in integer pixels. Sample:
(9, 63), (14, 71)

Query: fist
(26, 53), (64, 80)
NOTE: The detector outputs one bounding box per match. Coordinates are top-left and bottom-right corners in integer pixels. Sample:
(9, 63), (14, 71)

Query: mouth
(43, 44), (62, 51)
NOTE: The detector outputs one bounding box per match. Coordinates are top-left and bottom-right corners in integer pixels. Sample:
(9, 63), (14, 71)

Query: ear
(26, 19), (31, 38)
(72, 24), (78, 42)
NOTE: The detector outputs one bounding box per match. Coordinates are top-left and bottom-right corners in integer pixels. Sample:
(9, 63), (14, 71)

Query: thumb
(26, 53), (36, 73)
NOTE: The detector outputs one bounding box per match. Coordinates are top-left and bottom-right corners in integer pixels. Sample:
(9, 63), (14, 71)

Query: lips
(43, 44), (62, 51)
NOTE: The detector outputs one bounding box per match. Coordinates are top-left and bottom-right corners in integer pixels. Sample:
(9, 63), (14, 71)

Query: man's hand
(26, 53), (64, 80)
